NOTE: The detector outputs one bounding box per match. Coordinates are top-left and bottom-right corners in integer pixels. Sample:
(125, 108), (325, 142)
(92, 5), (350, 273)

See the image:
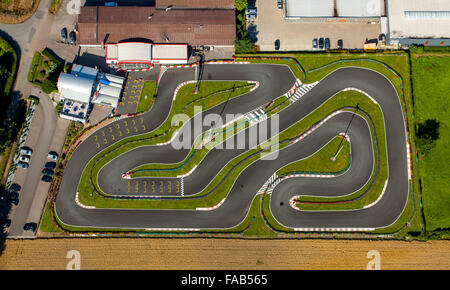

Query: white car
(47, 151), (59, 161)
(20, 147), (33, 155)
(19, 155), (30, 163)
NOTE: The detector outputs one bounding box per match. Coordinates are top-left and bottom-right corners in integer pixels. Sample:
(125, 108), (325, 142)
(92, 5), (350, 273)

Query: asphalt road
(55, 64), (408, 230)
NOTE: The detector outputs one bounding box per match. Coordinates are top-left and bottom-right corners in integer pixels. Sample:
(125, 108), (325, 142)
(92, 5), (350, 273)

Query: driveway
(6, 88), (69, 238)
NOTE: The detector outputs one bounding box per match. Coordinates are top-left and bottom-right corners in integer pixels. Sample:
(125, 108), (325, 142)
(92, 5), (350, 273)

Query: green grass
(411, 54), (450, 232)
(136, 81), (156, 114)
(277, 137), (350, 177)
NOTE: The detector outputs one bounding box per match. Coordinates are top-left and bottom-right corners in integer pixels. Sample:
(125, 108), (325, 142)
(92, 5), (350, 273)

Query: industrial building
(155, 0), (235, 9)
(106, 42), (188, 69)
(285, 0), (385, 19)
(57, 64), (125, 123)
(77, 6), (236, 47)
(386, 0), (450, 47)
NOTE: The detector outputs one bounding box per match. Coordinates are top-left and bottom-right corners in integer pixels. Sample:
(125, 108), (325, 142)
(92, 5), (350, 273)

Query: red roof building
(78, 6), (236, 46)
(155, 0), (235, 9)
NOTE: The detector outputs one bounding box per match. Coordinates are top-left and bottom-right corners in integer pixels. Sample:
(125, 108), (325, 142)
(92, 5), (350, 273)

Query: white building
(387, 0), (450, 46)
(285, 0), (385, 18)
(57, 64), (125, 123)
(106, 42), (188, 69)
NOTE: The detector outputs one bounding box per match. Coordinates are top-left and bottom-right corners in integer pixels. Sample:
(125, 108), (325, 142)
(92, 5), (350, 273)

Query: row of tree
(234, 0), (256, 54)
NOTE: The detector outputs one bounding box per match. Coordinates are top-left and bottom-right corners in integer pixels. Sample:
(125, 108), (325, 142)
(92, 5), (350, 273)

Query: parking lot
(4, 89), (69, 238)
(254, 0), (381, 51)
(116, 78), (144, 115)
(90, 116), (148, 151)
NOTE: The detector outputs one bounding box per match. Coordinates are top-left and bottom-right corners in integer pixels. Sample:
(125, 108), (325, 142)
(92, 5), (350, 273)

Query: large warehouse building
(77, 6), (236, 46)
(387, 0), (450, 46)
(285, 0), (385, 18)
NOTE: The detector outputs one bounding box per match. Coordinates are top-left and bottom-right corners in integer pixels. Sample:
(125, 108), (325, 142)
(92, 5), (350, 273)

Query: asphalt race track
(55, 64), (409, 231)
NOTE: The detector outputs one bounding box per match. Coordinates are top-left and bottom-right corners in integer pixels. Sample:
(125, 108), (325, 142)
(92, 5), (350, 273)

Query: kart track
(54, 64), (409, 231)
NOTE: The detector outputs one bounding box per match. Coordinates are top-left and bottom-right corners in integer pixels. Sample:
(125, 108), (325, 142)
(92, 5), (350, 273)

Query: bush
(28, 95), (40, 105)
(41, 78), (57, 94)
(235, 0), (247, 11)
(416, 119), (440, 155)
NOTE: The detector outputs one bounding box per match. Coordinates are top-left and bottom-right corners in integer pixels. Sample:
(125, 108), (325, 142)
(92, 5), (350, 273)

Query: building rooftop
(155, 0), (235, 9)
(78, 6), (236, 46)
(285, 0), (384, 18)
(388, 0), (450, 39)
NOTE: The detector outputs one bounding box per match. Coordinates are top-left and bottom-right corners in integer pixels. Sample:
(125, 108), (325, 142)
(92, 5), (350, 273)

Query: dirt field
(0, 0), (39, 24)
(0, 238), (449, 270)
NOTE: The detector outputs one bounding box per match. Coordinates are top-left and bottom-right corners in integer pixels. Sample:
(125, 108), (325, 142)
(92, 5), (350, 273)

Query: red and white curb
(124, 66), (153, 72)
(248, 80), (260, 92)
(75, 192), (96, 209)
(145, 228), (200, 231)
(342, 88), (378, 105)
(364, 180), (388, 209)
(196, 198), (226, 211)
(157, 129), (179, 146)
(293, 227), (375, 232)
(162, 60), (250, 69)
(406, 142), (412, 180)
(177, 165), (198, 178)
(121, 173), (131, 179)
(173, 80), (196, 101)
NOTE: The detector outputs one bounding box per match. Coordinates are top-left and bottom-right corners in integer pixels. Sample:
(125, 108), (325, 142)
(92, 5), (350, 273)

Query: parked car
(337, 39), (343, 50)
(277, 0), (282, 10)
(325, 38), (330, 50)
(275, 39), (280, 50)
(246, 8), (257, 16)
(45, 161), (57, 170)
(313, 38), (318, 49)
(8, 191), (18, 200)
(17, 162), (29, 169)
(8, 196), (18, 206)
(61, 27), (67, 41)
(9, 183), (21, 192)
(41, 175), (53, 183)
(19, 155), (30, 163)
(23, 222), (37, 232)
(42, 168), (54, 177)
(47, 151), (59, 161)
(8, 191), (19, 205)
(69, 31), (76, 44)
(20, 146), (33, 155)
(247, 13), (256, 20)
(1, 218), (11, 228)
(319, 38), (324, 49)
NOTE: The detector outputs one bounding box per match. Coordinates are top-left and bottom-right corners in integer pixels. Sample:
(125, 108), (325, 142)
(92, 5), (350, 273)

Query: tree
(416, 119), (440, 155)
(235, 0), (247, 11)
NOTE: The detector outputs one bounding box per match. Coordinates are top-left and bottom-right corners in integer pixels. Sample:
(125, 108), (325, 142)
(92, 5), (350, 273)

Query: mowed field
(411, 53), (450, 231)
(0, 238), (449, 270)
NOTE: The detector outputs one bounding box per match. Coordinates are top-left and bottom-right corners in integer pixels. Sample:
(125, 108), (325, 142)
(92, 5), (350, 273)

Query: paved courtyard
(254, 0), (381, 51)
